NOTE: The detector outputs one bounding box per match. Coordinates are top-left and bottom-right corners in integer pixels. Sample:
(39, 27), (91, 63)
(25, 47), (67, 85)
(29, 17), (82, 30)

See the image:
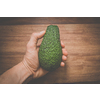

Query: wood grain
(0, 17), (100, 25)
(0, 24), (100, 84)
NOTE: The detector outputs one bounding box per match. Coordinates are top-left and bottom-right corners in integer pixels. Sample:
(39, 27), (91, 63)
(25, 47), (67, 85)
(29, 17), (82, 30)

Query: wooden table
(0, 17), (100, 84)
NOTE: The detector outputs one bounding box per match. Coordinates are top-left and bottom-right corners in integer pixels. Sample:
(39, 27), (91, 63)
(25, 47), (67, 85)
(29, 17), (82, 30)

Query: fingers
(61, 55), (67, 67)
(60, 62), (65, 67)
(36, 43), (41, 52)
(33, 67), (48, 79)
(62, 48), (68, 56)
(37, 47), (39, 52)
(62, 55), (67, 61)
(61, 41), (68, 55)
(37, 43), (41, 47)
(61, 40), (65, 48)
(39, 67), (49, 76)
(61, 41), (68, 67)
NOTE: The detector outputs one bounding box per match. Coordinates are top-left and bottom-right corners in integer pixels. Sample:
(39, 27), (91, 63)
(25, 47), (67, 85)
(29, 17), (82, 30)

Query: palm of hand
(24, 47), (48, 79)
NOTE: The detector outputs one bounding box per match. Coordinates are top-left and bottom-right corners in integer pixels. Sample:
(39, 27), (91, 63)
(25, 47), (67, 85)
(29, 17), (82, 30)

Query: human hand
(22, 31), (68, 79)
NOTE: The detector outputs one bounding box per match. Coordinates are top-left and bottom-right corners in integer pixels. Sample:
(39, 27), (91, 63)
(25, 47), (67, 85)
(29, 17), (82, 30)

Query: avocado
(38, 25), (62, 71)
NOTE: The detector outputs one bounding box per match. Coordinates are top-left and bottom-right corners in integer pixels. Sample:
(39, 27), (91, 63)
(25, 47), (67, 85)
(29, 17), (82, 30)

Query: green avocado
(38, 25), (62, 71)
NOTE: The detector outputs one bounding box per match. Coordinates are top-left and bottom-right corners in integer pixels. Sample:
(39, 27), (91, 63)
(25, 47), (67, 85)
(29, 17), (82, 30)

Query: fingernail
(64, 56), (67, 59)
(40, 31), (45, 34)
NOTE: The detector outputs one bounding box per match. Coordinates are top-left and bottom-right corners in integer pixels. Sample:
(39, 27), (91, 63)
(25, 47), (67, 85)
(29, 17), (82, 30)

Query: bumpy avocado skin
(38, 25), (62, 71)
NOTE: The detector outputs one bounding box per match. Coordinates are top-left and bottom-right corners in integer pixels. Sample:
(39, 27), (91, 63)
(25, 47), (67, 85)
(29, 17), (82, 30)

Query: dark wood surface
(0, 17), (100, 84)
(0, 17), (100, 25)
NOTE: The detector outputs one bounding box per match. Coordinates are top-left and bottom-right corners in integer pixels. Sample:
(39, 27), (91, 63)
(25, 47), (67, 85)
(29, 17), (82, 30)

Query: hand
(22, 31), (68, 79)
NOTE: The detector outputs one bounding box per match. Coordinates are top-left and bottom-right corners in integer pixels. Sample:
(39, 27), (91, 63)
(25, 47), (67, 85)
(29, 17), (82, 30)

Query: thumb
(33, 31), (45, 41)
(28, 31), (45, 47)
(36, 31), (46, 39)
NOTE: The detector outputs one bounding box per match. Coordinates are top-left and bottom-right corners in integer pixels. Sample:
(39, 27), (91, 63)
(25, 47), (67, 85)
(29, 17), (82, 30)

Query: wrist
(21, 58), (35, 78)
(16, 62), (33, 83)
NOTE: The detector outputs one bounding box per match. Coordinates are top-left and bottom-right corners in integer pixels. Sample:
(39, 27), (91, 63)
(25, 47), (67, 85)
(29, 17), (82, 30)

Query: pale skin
(0, 31), (68, 84)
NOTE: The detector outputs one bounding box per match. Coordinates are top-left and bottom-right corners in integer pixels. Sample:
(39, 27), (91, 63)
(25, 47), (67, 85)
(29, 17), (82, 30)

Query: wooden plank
(0, 17), (100, 25)
(0, 24), (100, 84)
